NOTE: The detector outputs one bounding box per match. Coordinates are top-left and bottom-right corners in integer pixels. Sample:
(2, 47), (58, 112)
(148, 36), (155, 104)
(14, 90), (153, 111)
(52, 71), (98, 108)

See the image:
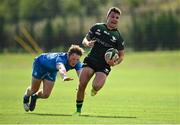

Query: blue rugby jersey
(36, 52), (82, 72)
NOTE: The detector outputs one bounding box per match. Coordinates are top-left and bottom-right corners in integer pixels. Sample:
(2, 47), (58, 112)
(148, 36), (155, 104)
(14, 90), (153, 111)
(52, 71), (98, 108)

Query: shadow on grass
(30, 113), (136, 119)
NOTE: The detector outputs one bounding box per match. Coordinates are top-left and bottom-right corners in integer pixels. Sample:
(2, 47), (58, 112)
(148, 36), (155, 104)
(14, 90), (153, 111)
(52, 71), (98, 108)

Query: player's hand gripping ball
(104, 48), (119, 64)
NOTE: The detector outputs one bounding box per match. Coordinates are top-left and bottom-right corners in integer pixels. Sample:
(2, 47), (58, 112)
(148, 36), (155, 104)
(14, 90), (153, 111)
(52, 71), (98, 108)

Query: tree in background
(0, 0), (179, 52)
(129, 0), (180, 51)
(42, 20), (53, 52)
(0, 16), (5, 52)
(156, 11), (180, 50)
(132, 10), (180, 51)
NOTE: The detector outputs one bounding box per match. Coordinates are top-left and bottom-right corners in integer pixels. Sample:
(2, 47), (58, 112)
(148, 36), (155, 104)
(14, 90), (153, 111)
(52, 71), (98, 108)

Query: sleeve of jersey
(86, 24), (97, 41)
(55, 57), (66, 68)
(75, 62), (83, 71)
(117, 33), (125, 51)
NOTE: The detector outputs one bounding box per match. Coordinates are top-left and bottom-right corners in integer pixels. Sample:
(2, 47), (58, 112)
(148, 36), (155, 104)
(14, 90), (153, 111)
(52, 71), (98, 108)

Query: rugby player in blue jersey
(23, 45), (84, 112)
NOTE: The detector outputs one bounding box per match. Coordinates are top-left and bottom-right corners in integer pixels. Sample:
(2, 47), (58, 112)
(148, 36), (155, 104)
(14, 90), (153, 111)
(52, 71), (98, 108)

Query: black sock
(32, 94), (39, 99)
(24, 95), (30, 99)
(76, 100), (83, 113)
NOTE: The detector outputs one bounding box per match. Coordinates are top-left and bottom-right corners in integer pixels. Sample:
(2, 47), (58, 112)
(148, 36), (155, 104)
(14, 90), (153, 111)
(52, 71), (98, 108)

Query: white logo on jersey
(104, 31), (110, 35)
(34, 71), (37, 76)
(110, 36), (117, 43)
(104, 68), (109, 73)
(122, 41), (125, 45)
(95, 29), (101, 35)
(47, 73), (54, 81)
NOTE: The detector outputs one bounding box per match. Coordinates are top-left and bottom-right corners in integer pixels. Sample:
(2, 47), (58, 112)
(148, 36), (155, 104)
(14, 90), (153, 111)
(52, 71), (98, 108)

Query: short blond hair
(68, 44), (84, 56)
(107, 7), (122, 17)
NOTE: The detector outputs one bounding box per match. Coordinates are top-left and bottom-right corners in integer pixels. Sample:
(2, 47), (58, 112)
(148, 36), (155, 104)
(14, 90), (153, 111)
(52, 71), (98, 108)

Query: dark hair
(68, 44), (84, 56)
(107, 7), (121, 17)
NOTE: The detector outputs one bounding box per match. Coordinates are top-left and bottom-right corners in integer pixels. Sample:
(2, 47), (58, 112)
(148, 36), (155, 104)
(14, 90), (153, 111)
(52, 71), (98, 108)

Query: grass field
(0, 51), (180, 124)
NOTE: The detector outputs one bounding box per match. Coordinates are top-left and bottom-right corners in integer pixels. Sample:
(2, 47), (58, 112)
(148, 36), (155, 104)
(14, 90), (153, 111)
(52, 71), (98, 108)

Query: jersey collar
(104, 23), (117, 31)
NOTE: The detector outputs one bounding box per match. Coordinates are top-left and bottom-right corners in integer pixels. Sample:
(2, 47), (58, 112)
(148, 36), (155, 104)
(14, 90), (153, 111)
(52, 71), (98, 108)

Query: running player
(75, 7), (125, 115)
(23, 45), (84, 112)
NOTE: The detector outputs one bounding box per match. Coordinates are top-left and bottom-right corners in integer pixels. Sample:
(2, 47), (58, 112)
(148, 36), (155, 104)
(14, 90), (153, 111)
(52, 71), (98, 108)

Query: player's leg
(23, 77), (41, 112)
(36, 79), (54, 98)
(76, 67), (94, 114)
(91, 72), (107, 96)
(29, 79), (54, 111)
(25, 77), (41, 96)
(29, 72), (56, 111)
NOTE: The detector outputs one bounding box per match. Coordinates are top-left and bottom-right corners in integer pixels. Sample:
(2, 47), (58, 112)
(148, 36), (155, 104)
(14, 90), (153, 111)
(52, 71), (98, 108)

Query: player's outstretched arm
(82, 37), (95, 48)
(57, 64), (73, 81)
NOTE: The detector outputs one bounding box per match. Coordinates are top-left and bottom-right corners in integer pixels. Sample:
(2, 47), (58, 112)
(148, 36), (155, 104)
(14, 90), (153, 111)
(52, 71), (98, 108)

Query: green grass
(0, 51), (180, 124)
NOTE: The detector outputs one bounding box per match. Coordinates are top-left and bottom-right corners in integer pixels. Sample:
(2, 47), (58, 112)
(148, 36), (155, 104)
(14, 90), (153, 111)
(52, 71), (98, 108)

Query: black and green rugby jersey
(86, 23), (124, 64)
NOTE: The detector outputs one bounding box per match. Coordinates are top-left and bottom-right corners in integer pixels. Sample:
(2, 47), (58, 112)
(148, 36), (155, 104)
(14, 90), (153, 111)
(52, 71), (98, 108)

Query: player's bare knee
(93, 84), (102, 91)
(42, 93), (50, 99)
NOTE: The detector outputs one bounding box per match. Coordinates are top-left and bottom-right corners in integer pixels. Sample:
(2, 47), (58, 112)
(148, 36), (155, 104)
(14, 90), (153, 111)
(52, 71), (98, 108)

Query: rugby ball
(104, 48), (119, 62)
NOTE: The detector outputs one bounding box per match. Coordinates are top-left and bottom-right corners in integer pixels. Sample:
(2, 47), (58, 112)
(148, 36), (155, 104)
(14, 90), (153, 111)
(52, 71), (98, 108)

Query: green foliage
(0, 0), (19, 23)
(132, 10), (180, 51)
(0, 0), (180, 52)
(20, 0), (44, 21)
(62, 0), (83, 15)
(42, 19), (54, 51)
(155, 11), (179, 50)
(127, 0), (144, 8)
(0, 16), (5, 52)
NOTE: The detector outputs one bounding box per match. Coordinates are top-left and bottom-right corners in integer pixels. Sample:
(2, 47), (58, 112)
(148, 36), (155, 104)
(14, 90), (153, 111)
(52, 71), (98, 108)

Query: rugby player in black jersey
(75, 7), (125, 115)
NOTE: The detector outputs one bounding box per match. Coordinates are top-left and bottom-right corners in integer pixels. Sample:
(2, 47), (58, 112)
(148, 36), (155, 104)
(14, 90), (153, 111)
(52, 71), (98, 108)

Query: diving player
(23, 45), (84, 112)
